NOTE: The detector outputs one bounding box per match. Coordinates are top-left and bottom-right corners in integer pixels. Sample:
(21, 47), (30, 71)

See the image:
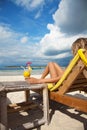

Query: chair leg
(25, 90), (30, 102)
(0, 92), (8, 130)
(43, 86), (49, 125)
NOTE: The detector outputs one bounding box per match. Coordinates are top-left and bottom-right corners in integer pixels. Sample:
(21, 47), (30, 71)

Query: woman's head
(72, 38), (87, 55)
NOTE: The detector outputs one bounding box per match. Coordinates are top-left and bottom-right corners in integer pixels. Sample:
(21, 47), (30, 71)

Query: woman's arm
(25, 76), (61, 84)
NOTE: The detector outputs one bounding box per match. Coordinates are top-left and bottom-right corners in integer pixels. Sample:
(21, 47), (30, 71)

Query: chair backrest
(50, 49), (87, 92)
(68, 71), (87, 93)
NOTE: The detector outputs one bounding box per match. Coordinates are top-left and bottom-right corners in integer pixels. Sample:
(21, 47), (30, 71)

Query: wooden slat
(7, 101), (38, 113)
(69, 74), (87, 92)
(83, 69), (87, 78)
(68, 86), (87, 92)
(58, 60), (85, 95)
(69, 84), (87, 89)
(50, 92), (87, 113)
(72, 78), (87, 84)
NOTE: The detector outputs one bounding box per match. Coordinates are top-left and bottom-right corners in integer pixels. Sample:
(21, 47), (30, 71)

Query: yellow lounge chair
(49, 49), (87, 113)
(25, 49), (87, 113)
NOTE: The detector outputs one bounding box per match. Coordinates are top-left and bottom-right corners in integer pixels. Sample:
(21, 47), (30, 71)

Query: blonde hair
(72, 38), (87, 55)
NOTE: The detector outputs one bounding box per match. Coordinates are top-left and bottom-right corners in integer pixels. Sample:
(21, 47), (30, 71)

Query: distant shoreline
(4, 66), (46, 69)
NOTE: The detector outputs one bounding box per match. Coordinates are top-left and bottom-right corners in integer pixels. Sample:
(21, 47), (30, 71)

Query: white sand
(0, 75), (87, 130)
(0, 75), (41, 82)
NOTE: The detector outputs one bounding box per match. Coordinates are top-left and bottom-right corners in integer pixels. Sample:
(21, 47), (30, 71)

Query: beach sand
(0, 75), (87, 130)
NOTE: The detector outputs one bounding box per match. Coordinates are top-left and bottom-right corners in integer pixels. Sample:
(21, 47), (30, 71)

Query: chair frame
(50, 51), (87, 113)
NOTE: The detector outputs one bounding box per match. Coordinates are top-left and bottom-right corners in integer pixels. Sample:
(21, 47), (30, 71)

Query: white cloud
(0, 24), (41, 65)
(39, 24), (73, 53)
(38, 0), (87, 59)
(11, 0), (44, 10)
(0, 25), (14, 39)
(39, 23), (87, 58)
(20, 36), (28, 43)
(35, 10), (41, 19)
(0, 25), (19, 45)
(29, 0), (44, 9)
(53, 0), (87, 34)
(10, 0), (45, 18)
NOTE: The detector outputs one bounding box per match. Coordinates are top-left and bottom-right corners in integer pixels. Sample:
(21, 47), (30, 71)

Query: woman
(25, 38), (87, 84)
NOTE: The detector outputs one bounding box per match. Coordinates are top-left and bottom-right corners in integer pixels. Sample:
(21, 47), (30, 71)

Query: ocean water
(0, 67), (45, 76)
(0, 66), (66, 76)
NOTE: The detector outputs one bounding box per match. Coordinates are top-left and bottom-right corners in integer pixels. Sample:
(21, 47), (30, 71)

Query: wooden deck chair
(26, 49), (87, 113)
(48, 49), (87, 113)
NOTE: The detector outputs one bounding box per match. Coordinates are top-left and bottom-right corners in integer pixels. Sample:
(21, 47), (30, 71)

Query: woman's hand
(25, 77), (40, 84)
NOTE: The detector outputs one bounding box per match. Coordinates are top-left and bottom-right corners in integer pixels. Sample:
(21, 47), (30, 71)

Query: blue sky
(0, 0), (87, 67)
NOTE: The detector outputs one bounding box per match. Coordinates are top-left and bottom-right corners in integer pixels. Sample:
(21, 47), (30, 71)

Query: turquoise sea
(0, 66), (45, 76)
